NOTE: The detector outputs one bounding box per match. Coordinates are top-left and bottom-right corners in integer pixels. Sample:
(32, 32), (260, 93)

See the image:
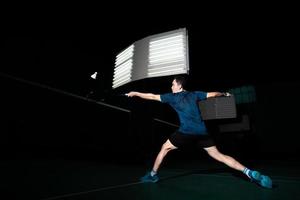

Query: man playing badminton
(127, 75), (272, 189)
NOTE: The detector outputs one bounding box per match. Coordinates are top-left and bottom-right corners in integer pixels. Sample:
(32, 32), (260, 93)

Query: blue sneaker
(249, 171), (261, 181)
(260, 175), (273, 189)
(250, 171), (272, 189)
(140, 172), (159, 183)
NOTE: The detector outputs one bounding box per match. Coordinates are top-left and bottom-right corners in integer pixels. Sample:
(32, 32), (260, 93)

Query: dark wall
(0, 76), (132, 161)
(254, 81), (300, 158)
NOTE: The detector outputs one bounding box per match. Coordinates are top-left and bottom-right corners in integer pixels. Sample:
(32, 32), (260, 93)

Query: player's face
(171, 79), (182, 93)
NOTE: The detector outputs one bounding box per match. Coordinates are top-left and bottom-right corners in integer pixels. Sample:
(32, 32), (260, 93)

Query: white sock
(243, 168), (252, 178)
(150, 170), (157, 177)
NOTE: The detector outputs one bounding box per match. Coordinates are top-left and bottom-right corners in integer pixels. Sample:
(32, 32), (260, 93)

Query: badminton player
(127, 75), (272, 188)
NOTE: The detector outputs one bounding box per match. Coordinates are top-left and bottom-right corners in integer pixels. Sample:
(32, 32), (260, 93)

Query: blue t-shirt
(160, 91), (208, 135)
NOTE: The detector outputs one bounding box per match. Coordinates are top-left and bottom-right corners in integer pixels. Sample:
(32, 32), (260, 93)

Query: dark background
(1, 7), (299, 164)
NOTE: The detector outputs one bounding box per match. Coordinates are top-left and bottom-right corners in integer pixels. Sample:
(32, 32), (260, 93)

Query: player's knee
(207, 149), (223, 161)
(162, 145), (171, 151)
(161, 140), (174, 150)
(207, 150), (217, 158)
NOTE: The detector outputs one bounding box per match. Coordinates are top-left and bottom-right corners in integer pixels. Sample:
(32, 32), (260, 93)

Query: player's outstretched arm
(207, 92), (231, 98)
(126, 91), (161, 101)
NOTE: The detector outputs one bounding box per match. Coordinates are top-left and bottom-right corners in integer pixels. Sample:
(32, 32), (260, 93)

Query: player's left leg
(204, 146), (272, 188)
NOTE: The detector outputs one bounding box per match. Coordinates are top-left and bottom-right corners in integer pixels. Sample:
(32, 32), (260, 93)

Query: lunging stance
(127, 76), (272, 188)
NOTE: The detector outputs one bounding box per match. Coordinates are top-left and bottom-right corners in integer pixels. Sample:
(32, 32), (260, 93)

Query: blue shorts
(169, 131), (215, 149)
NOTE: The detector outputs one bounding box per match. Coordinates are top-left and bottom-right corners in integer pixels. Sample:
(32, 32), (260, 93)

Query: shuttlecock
(91, 72), (97, 79)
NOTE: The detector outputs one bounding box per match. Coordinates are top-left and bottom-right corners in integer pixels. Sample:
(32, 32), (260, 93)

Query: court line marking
(41, 181), (143, 200)
(41, 170), (195, 200)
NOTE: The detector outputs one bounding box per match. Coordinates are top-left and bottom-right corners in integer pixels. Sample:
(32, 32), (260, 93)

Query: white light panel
(112, 28), (189, 88)
(112, 45), (134, 89)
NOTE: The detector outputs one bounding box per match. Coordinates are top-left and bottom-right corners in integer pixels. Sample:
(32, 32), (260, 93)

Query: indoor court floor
(1, 152), (300, 200)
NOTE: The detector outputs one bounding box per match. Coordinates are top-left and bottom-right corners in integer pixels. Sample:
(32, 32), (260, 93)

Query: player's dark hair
(174, 75), (187, 89)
